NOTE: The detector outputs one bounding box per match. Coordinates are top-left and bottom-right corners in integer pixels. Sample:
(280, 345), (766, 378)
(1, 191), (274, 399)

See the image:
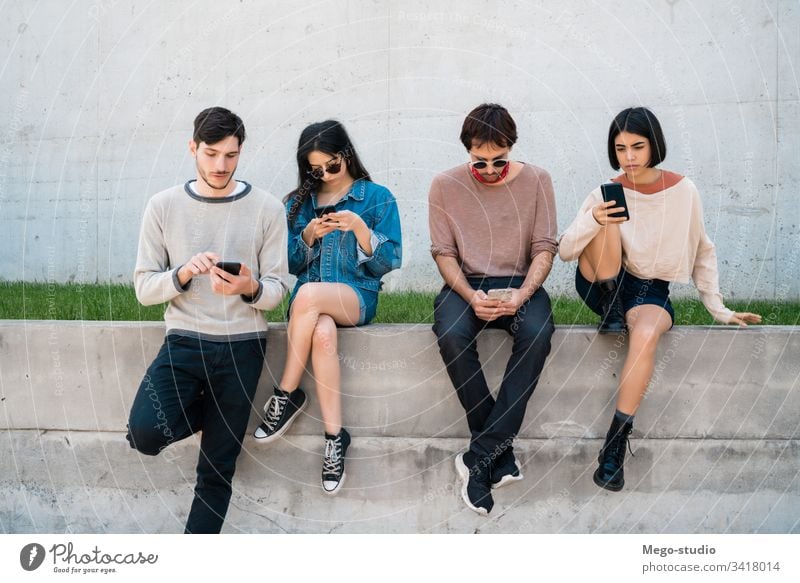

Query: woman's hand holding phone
(302, 217), (339, 245)
(592, 200), (628, 225)
(328, 210), (373, 254)
(302, 210), (371, 254)
(326, 210), (366, 233)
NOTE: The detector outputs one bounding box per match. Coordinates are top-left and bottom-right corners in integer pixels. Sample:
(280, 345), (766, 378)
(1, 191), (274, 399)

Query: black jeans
(126, 334), (266, 534)
(433, 277), (554, 463)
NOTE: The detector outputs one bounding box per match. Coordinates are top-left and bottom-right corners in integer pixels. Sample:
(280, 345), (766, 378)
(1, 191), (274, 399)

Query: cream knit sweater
(559, 172), (735, 323)
(134, 181), (289, 340)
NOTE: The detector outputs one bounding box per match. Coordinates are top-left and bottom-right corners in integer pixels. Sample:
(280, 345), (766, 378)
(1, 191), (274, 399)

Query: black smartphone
(215, 261), (241, 276)
(600, 182), (630, 220)
(314, 205), (337, 219)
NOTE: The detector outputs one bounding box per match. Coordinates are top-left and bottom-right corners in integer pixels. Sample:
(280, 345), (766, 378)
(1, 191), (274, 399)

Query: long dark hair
(285, 120), (372, 225)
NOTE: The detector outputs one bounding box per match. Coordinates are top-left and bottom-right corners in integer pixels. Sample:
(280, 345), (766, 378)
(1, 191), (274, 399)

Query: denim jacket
(287, 179), (402, 293)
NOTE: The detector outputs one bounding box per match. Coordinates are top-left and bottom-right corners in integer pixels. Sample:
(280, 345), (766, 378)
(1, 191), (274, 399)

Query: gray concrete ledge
(2, 321), (797, 533)
(1, 321), (798, 439)
(1, 430), (797, 534)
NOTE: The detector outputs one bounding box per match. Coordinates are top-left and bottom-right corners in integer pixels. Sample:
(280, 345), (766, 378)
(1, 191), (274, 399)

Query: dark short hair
(193, 107), (246, 147)
(607, 107), (666, 170)
(460, 103), (518, 150)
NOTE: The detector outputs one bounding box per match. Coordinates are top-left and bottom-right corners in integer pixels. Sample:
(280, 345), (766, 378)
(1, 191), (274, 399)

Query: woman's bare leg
(616, 304), (672, 414)
(278, 282), (360, 393)
(310, 314), (343, 434)
(578, 222), (622, 282)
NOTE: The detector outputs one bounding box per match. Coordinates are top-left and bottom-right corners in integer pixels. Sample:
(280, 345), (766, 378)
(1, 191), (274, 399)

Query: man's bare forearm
(435, 251), (553, 305)
(434, 255), (475, 303)
(519, 252), (554, 301)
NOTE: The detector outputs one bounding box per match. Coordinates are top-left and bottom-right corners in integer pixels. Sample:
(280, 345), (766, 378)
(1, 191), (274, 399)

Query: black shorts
(575, 267), (675, 324)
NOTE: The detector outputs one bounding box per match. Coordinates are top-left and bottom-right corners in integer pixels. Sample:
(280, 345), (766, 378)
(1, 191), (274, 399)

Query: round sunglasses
(469, 159), (509, 170)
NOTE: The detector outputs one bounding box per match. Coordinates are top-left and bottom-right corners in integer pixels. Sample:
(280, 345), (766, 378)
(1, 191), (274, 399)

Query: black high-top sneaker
(455, 450), (494, 514)
(593, 415), (634, 492)
(490, 448), (524, 490)
(597, 278), (626, 334)
(321, 428), (351, 495)
(253, 386), (307, 444)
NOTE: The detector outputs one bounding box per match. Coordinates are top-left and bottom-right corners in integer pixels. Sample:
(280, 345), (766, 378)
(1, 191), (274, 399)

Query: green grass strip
(1, 282), (797, 325)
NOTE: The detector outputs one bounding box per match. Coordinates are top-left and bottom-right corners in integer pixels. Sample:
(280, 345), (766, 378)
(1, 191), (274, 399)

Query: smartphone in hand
(487, 288), (513, 302)
(216, 262), (241, 276)
(314, 205), (337, 220)
(600, 183), (630, 220)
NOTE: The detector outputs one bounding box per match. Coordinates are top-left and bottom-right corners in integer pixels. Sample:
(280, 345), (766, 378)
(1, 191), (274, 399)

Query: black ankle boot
(593, 415), (633, 492)
(597, 278), (626, 334)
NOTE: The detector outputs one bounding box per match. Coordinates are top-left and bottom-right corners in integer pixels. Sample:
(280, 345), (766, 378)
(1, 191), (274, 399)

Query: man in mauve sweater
(428, 103), (557, 515)
(126, 107), (288, 533)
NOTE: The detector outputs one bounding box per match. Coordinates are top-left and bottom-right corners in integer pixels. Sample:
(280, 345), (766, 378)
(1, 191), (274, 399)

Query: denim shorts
(575, 267), (675, 324)
(351, 285), (378, 325)
(288, 281), (378, 326)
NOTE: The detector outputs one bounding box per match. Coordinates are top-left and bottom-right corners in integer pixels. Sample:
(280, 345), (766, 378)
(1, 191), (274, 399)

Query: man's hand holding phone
(178, 251), (221, 286)
(210, 261), (259, 297)
(470, 288), (527, 320)
(470, 290), (500, 321)
(490, 288), (527, 316)
(487, 288), (512, 302)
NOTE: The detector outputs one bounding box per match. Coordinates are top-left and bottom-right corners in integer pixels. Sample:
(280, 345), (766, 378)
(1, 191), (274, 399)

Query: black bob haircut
(193, 107), (246, 147)
(607, 107), (666, 170)
(460, 103), (518, 150)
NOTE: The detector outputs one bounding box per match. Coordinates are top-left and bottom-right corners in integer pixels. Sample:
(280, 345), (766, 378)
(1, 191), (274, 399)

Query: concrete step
(1, 430), (797, 534)
(1, 322), (798, 439)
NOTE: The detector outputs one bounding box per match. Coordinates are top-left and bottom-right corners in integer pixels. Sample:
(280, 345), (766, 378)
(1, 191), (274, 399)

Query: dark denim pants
(126, 334), (265, 534)
(433, 277), (554, 463)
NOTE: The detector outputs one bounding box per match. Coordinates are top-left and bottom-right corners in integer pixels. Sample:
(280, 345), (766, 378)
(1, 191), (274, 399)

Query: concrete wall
(1, 321), (798, 533)
(3, 322), (799, 440)
(1, 0), (798, 299)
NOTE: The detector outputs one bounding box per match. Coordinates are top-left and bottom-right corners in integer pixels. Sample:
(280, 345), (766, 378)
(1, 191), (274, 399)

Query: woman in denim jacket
(254, 120), (402, 495)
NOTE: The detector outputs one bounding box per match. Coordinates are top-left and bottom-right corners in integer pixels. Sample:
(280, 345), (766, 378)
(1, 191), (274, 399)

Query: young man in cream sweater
(126, 107), (288, 533)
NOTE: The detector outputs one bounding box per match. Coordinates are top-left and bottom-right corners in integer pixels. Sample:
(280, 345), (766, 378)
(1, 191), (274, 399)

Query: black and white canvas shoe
(321, 428), (351, 495)
(253, 386), (306, 444)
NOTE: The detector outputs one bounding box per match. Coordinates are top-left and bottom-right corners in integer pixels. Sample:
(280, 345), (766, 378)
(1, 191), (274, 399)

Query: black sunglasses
(307, 156), (343, 179)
